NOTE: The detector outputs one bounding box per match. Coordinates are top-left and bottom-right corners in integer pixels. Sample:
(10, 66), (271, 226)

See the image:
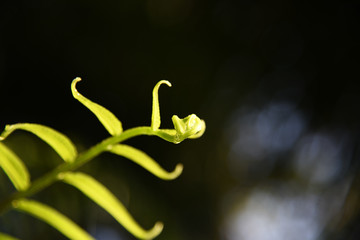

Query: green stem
(0, 126), (155, 215)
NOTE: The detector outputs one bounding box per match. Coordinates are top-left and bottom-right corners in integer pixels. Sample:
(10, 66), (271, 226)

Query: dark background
(0, 1), (360, 239)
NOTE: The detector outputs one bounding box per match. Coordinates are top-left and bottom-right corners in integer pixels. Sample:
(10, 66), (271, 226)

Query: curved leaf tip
(146, 222), (164, 240)
(71, 77), (123, 136)
(151, 80), (172, 131)
(71, 77), (82, 96)
(108, 144), (183, 180)
(171, 163), (184, 179)
(0, 125), (14, 140)
(156, 80), (172, 88)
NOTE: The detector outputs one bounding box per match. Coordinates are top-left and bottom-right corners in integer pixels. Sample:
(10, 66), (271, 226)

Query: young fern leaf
(13, 198), (94, 240)
(0, 123), (77, 163)
(171, 114), (206, 142)
(0, 232), (20, 240)
(0, 79), (206, 240)
(71, 77), (123, 136)
(60, 172), (163, 240)
(149, 80), (205, 144)
(0, 143), (30, 191)
(153, 114), (206, 144)
(151, 80), (171, 131)
(107, 144), (183, 180)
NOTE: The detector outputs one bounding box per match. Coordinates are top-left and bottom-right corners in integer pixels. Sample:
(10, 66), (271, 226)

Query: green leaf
(13, 198), (94, 240)
(71, 77), (123, 136)
(61, 172), (163, 240)
(152, 115), (206, 144)
(151, 80), (171, 131)
(0, 142), (30, 191)
(171, 114), (206, 142)
(0, 123), (77, 163)
(108, 144), (183, 180)
(0, 232), (20, 240)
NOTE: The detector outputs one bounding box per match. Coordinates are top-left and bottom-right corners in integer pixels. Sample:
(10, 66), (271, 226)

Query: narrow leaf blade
(151, 80), (171, 130)
(0, 232), (20, 240)
(71, 77), (123, 136)
(1, 123), (77, 163)
(61, 172), (163, 240)
(0, 142), (30, 191)
(108, 144), (183, 180)
(13, 199), (94, 240)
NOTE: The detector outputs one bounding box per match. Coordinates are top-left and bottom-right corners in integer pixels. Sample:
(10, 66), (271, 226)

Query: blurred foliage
(0, 0), (359, 239)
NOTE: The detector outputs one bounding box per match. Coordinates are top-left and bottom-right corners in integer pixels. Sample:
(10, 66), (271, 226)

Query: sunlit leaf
(13, 198), (94, 240)
(0, 142), (30, 191)
(152, 115), (206, 144)
(0, 232), (20, 240)
(171, 114), (206, 142)
(108, 144), (183, 180)
(0, 123), (77, 163)
(61, 172), (163, 240)
(71, 77), (123, 136)
(187, 119), (206, 139)
(151, 80), (171, 131)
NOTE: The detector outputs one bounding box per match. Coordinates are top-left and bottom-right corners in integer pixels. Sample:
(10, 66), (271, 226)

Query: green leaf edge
(0, 232), (20, 240)
(13, 198), (94, 240)
(107, 144), (183, 180)
(0, 123), (77, 163)
(151, 80), (171, 131)
(71, 77), (123, 136)
(60, 172), (163, 240)
(0, 142), (30, 191)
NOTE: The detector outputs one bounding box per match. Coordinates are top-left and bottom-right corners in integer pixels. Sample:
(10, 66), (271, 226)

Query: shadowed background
(0, 1), (360, 239)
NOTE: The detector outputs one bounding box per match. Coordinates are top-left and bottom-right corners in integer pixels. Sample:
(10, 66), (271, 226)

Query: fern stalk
(0, 79), (205, 239)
